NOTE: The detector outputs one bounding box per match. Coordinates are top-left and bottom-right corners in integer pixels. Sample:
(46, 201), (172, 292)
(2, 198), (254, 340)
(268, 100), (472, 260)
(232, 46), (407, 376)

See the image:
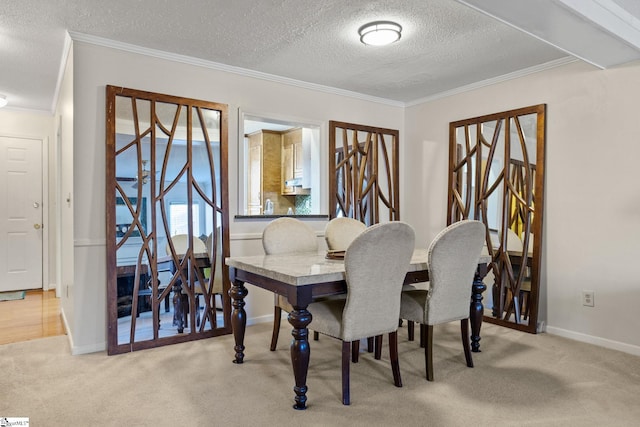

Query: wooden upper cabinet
(294, 137), (303, 179)
(247, 133), (263, 215)
(247, 130), (289, 213)
(281, 139), (294, 195)
(281, 128), (309, 195)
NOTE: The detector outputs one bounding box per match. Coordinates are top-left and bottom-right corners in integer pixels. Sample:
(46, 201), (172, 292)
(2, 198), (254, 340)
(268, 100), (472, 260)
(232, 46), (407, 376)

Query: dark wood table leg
(288, 307), (312, 410)
(230, 269), (248, 364)
(470, 263), (488, 353)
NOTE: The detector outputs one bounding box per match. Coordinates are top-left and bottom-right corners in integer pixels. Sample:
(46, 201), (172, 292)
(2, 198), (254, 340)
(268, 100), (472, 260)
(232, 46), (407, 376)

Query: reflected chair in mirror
(166, 234), (215, 330)
(262, 217), (319, 351)
(203, 227), (225, 327)
(400, 220), (485, 381)
(308, 222), (415, 405)
(503, 229), (533, 322)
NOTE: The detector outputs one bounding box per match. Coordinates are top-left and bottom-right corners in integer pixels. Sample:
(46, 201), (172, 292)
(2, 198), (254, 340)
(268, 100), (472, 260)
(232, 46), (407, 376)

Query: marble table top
(226, 248), (458, 286)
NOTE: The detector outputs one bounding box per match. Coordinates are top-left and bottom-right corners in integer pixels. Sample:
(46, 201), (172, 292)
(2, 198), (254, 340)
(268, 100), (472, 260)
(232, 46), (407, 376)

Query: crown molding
(67, 32), (581, 110)
(67, 31), (405, 108)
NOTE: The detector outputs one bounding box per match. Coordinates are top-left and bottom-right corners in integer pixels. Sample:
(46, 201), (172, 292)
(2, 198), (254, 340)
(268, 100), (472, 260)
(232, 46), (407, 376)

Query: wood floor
(0, 289), (66, 345)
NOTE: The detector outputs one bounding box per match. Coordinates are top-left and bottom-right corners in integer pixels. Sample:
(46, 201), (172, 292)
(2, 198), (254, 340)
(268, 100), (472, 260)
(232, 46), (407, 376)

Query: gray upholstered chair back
(262, 217), (318, 255)
(425, 220), (485, 324)
(341, 222), (415, 342)
(324, 217), (367, 251)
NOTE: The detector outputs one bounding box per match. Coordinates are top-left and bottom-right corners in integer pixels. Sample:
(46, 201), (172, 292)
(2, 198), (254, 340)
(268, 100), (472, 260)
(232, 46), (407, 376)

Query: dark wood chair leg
(270, 305), (282, 351)
(352, 340), (360, 363)
(461, 318), (474, 368)
(425, 324), (434, 381)
(164, 289), (170, 312)
(389, 331), (402, 387)
(374, 335), (383, 360)
(420, 323), (426, 348)
(342, 341), (351, 405)
(313, 331), (319, 341)
(181, 293), (189, 330)
(195, 295), (201, 328)
(407, 320), (415, 341)
(367, 337), (374, 353)
(210, 294), (217, 328)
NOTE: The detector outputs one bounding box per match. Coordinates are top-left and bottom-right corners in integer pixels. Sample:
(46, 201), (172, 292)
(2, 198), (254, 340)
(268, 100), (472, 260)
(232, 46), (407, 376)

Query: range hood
(285, 178), (303, 187)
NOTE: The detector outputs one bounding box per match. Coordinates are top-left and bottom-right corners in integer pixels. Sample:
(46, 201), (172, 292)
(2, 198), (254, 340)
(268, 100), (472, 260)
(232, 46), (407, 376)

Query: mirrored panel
(448, 105), (545, 333)
(107, 86), (230, 354)
(237, 111), (324, 217)
(329, 121), (400, 224)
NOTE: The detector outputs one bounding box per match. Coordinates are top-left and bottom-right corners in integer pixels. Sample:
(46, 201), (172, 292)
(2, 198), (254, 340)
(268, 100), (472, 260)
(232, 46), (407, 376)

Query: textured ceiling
(1, 0), (639, 113)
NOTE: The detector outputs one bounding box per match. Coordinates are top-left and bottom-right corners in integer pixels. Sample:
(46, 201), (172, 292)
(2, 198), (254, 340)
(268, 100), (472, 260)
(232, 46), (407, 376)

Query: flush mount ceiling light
(0, 95), (7, 108)
(358, 21), (402, 46)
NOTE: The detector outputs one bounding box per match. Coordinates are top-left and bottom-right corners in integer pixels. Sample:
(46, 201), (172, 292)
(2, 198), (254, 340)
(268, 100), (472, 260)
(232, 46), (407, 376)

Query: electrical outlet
(582, 290), (594, 307)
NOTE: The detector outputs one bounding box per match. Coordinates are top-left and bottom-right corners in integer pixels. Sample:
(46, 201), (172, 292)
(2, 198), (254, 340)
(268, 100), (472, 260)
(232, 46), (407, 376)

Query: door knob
(33, 202), (40, 208)
(34, 224), (41, 230)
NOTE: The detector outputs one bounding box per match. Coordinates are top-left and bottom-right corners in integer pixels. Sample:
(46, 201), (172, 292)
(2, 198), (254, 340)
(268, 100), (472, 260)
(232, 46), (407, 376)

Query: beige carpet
(1, 322), (639, 426)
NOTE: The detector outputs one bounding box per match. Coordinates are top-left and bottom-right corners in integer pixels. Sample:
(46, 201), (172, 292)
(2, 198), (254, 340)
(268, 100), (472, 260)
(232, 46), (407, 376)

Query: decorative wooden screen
(448, 104), (545, 333)
(106, 86), (230, 355)
(329, 121), (400, 224)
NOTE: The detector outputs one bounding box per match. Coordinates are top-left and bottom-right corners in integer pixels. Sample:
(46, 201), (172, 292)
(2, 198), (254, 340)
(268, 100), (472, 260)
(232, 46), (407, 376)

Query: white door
(0, 136), (43, 292)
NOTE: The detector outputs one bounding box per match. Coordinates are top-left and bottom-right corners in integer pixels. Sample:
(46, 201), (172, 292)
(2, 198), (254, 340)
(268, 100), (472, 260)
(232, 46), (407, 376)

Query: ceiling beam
(457, 0), (640, 68)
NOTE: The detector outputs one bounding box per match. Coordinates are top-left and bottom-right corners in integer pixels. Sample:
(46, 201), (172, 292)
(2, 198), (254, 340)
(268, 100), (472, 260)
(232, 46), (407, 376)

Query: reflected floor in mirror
(117, 293), (225, 344)
(483, 308), (530, 327)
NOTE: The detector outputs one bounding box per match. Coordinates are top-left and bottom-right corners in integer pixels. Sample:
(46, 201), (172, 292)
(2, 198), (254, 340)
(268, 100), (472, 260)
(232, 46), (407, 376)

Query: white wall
(66, 40), (640, 355)
(405, 60), (640, 355)
(71, 41), (404, 353)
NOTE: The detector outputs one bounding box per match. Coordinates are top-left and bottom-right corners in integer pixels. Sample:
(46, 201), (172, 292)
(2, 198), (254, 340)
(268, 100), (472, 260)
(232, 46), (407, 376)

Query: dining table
(226, 249), (491, 410)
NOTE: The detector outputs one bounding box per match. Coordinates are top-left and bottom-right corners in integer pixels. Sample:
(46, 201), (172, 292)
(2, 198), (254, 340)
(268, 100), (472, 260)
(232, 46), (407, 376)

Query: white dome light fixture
(0, 95), (7, 108)
(358, 21), (402, 46)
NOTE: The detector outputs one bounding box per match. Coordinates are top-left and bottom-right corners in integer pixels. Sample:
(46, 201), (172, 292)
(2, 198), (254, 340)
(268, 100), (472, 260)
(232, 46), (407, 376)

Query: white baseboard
(60, 305), (107, 355)
(247, 314), (274, 326)
(71, 341), (107, 355)
(546, 325), (640, 357)
(59, 308), (74, 353)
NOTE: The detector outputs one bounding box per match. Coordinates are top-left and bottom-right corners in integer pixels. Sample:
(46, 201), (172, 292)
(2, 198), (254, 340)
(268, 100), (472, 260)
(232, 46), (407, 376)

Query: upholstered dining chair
(399, 220), (485, 381)
(308, 221), (415, 405)
(324, 217), (366, 252)
(262, 217), (318, 351)
(324, 217), (372, 356)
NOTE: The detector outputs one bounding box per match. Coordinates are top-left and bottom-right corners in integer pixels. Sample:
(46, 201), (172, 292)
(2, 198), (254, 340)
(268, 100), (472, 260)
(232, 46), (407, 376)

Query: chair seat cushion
(182, 281), (206, 295)
(307, 298), (346, 339)
(400, 290), (428, 323)
(402, 281), (430, 292)
(181, 279), (223, 295)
